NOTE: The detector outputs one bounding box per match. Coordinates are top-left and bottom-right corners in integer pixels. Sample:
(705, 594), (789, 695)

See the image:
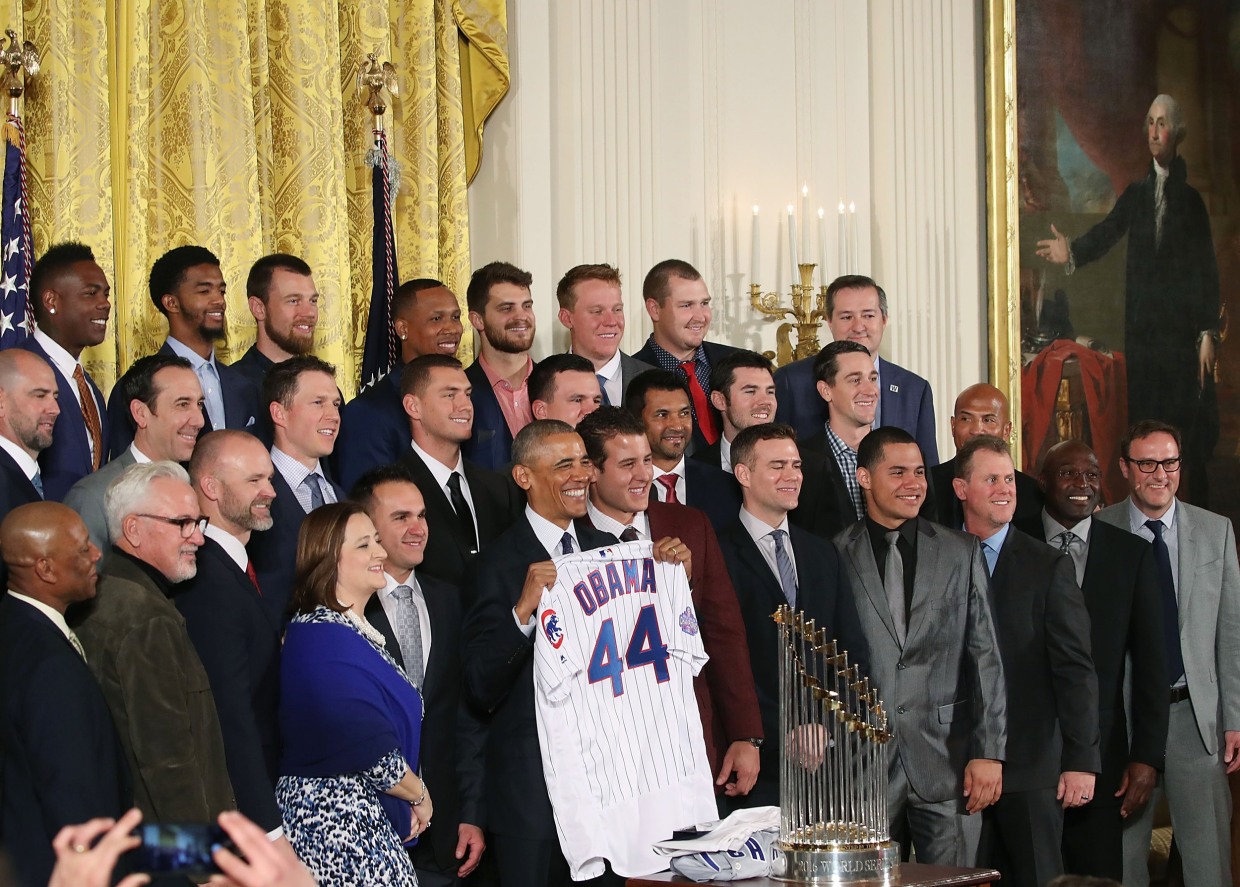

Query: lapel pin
(889, 384), (899, 393)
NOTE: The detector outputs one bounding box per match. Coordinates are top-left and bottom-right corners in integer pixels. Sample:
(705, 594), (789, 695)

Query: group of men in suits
(2, 238), (1238, 887)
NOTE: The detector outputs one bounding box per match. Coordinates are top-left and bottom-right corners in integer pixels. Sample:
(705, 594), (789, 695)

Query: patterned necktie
(770, 529), (798, 608)
(302, 472), (326, 511)
(68, 630), (87, 661)
(655, 474), (680, 505)
(884, 530), (907, 644)
(447, 472), (479, 553)
(72, 364), (103, 470)
(619, 526), (639, 542)
(596, 374), (611, 407)
(30, 471), (43, 499)
(559, 532), (575, 555)
(1155, 173), (1167, 247)
(679, 359), (719, 444)
(1145, 519), (1185, 683)
(1056, 531), (1074, 553)
(245, 560), (262, 596)
(390, 584), (425, 687)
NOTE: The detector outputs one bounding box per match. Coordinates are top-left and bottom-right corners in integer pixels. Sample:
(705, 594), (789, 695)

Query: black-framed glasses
(135, 514), (210, 538)
(1123, 457), (1182, 474)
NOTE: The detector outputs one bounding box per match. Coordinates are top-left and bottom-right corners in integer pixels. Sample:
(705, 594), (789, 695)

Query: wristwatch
(742, 737), (763, 749)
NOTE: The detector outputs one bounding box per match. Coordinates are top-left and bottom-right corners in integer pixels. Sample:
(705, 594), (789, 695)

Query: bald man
(922, 383), (1043, 528)
(0, 503), (130, 887)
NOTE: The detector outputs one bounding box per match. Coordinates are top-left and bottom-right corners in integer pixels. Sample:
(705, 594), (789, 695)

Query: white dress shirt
(8, 591), (85, 659)
(204, 523), (250, 572)
(377, 570), (432, 673)
(652, 457), (687, 504)
(738, 507), (798, 588)
(410, 439), (481, 543)
(515, 505), (580, 634)
(270, 446), (336, 513)
(0, 434), (39, 482)
(595, 350), (623, 407)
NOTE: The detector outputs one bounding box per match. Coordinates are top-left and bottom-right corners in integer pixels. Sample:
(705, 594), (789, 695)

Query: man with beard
(335, 278), (465, 489)
(19, 242), (112, 500)
(463, 261), (536, 470)
(0, 349), (58, 517)
(107, 245), (258, 456)
(625, 370), (740, 532)
(231, 253), (321, 390)
(177, 430), (284, 838)
(74, 460), (235, 822)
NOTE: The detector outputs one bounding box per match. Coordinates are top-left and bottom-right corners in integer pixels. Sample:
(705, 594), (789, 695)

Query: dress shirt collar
(478, 353), (533, 391)
(129, 442), (152, 464)
(653, 456), (686, 482)
(271, 445), (325, 486)
(7, 592), (76, 644)
(1154, 160), (1170, 180)
(203, 523), (249, 572)
(1042, 512), (1092, 547)
(525, 505), (578, 557)
(979, 523), (1010, 555)
(595, 349), (622, 381)
(1127, 496), (1177, 533)
(739, 506), (790, 541)
(642, 334), (707, 368)
(165, 336), (218, 370)
(33, 326), (81, 379)
(586, 499), (649, 539)
(410, 438), (464, 484)
(380, 569), (419, 599)
(0, 433), (38, 480)
(719, 435), (733, 473)
(865, 515), (917, 549)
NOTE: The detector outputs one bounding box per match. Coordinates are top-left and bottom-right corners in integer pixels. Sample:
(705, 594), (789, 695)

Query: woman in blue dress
(276, 502), (432, 886)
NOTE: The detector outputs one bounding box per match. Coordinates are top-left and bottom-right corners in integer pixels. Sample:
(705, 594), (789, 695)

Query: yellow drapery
(20, 0), (507, 395)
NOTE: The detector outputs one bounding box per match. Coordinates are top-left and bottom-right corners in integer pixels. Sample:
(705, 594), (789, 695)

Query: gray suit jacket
(1098, 499), (1240, 754)
(63, 449), (138, 549)
(619, 352), (656, 401)
(834, 518), (1007, 802)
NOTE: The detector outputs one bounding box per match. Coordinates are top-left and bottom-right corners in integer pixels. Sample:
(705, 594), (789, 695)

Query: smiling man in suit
(692, 349), (776, 474)
(1098, 419), (1240, 887)
(833, 426), (1006, 865)
(556, 263), (654, 407)
(395, 355), (522, 588)
(108, 245), (258, 457)
(353, 467), (486, 886)
(230, 253), (321, 391)
(178, 430), (283, 838)
(529, 353), (604, 427)
(954, 434), (1099, 887)
(775, 275), (937, 463)
(0, 349), (58, 513)
(20, 242), (111, 500)
(715, 422), (870, 809)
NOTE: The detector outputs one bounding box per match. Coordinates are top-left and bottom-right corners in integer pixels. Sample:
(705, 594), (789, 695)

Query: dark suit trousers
(490, 835), (625, 887)
(1062, 799), (1123, 881)
(979, 788), (1064, 887)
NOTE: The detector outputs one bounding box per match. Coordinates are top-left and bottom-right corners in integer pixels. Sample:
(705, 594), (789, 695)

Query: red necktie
(73, 364), (103, 470)
(656, 475), (680, 505)
(679, 360), (719, 444)
(245, 560), (263, 596)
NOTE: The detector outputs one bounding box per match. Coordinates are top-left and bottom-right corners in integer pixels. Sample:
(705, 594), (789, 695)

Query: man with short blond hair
(555, 262), (653, 406)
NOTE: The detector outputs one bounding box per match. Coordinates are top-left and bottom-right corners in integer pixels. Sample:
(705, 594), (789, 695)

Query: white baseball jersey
(534, 540), (717, 879)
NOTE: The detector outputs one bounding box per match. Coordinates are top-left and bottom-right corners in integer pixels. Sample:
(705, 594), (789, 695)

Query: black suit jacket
(173, 538), (282, 831)
(461, 360), (515, 471)
(229, 344), (275, 392)
(462, 517), (616, 839)
(987, 527), (1100, 792)
(365, 573), (485, 871)
(396, 449), (523, 588)
(335, 369), (409, 491)
(651, 459), (742, 533)
(0, 448), (42, 590)
(0, 595), (130, 887)
(632, 338), (740, 454)
(247, 466), (345, 623)
(716, 520), (870, 806)
(790, 436), (859, 540)
(923, 457), (1044, 530)
(1014, 516), (1169, 794)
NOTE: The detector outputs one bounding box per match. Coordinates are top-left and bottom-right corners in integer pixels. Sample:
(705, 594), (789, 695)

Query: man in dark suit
(462, 420), (618, 886)
(230, 253), (321, 391)
(1016, 440), (1168, 880)
(691, 349), (775, 474)
(463, 262), (536, 470)
(107, 245), (258, 457)
(834, 426), (1006, 865)
(715, 422), (870, 809)
(335, 279), (464, 490)
(632, 259), (739, 453)
(73, 460), (235, 821)
(0, 349), (57, 513)
(577, 407), (764, 806)
(177, 430), (283, 836)
(775, 275), (938, 463)
(530, 353), (603, 427)
(625, 369), (741, 531)
(0, 502), (129, 887)
(353, 468), (486, 886)
(954, 435), (1099, 887)
(555, 263), (654, 407)
(19, 241), (111, 500)
(247, 356), (345, 621)
(392, 355), (521, 588)
(923, 383), (1043, 529)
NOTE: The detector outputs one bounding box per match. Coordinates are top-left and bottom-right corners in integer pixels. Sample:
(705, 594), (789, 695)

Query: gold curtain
(20, 0), (508, 395)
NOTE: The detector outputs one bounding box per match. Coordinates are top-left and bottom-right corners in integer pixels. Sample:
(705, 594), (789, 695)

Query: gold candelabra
(750, 263), (827, 367)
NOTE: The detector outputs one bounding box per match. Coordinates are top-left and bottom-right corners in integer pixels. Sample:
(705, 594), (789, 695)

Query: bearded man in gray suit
(833, 426), (1006, 865)
(1098, 419), (1240, 887)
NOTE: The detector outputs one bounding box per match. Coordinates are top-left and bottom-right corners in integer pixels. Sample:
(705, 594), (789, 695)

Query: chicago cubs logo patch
(678, 607), (699, 636)
(541, 609), (565, 648)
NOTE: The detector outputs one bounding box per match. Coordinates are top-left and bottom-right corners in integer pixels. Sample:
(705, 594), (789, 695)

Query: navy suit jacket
(632, 338), (740, 454)
(106, 340), (259, 458)
(789, 436), (859, 541)
(229, 344), (274, 393)
(0, 595), (130, 887)
(174, 538), (282, 831)
(462, 517), (616, 839)
(246, 467), (345, 623)
(18, 337), (109, 502)
(0, 449), (43, 590)
(774, 354), (938, 464)
(650, 459), (743, 533)
(716, 520), (870, 807)
(462, 360), (515, 471)
(365, 572), (485, 870)
(334, 369), (409, 491)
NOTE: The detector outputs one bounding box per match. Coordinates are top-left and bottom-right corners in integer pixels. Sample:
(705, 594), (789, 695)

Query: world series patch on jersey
(534, 540), (718, 879)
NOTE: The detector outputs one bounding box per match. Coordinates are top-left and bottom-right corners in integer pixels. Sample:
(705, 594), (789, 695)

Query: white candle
(751, 205), (760, 283)
(801, 184), (810, 258)
(787, 204), (798, 274)
(849, 201), (858, 273)
(817, 207), (827, 282)
(838, 202), (847, 275)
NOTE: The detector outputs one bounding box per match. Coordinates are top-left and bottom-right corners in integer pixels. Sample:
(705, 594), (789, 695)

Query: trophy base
(771, 841), (900, 883)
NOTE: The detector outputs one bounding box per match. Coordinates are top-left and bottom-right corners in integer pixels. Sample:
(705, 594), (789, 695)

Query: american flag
(0, 111), (31, 350)
(359, 127), (400, 390)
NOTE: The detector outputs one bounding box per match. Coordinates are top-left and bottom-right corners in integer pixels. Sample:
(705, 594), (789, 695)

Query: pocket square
(246, 416), (256, 427)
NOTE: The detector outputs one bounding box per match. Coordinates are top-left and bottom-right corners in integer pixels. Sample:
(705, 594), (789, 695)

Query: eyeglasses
(1056, 468), (1101, 482)
(135, 514), (210, 538)
(1123, 457), (1182, 474)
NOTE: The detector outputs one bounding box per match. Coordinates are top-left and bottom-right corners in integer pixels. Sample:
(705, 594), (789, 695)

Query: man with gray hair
(1036, 95), (1219, 502)
(73, 460), (235, 821)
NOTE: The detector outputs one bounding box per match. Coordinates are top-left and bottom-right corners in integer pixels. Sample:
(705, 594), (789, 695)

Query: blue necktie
(597, 374), (611, 407)
(303, 473), (326, 511)
(771, 529), (797, 608)
(1146, 519), (1185, 683)
(30, 471), (43, 499)
(559, 532), (575, 556)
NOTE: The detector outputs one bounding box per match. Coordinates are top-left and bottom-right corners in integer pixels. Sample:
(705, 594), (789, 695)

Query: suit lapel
(728, 525), (788, 609)
(902, 521), (942, 649)
(1174, 502), (1196, 627)
(842, 523), (901, 645)
(364, 594), (405, 671)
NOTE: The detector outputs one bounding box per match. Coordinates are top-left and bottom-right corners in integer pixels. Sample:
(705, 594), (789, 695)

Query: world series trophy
(771, 605), (898, 882)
